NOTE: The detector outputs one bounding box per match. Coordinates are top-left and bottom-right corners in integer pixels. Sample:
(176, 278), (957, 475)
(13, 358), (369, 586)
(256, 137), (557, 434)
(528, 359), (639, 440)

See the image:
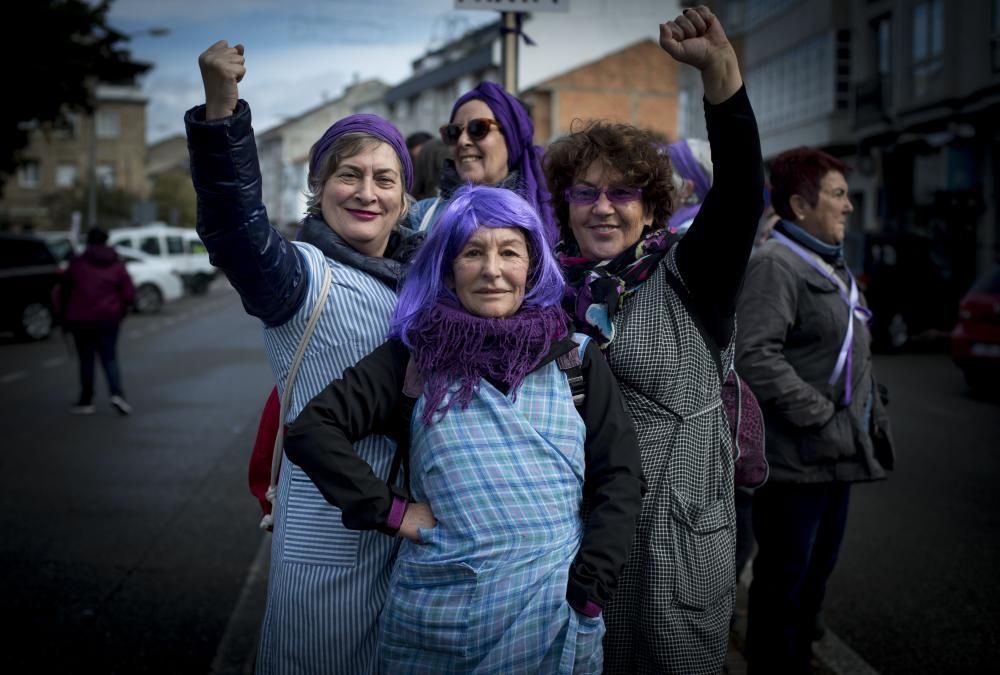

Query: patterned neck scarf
(406, 299), (568, 424)
(559, 227), (673, 347)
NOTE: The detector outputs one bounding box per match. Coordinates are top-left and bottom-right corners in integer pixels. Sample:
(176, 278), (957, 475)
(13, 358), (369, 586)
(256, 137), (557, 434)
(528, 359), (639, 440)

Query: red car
(951, 266), (1000, 394)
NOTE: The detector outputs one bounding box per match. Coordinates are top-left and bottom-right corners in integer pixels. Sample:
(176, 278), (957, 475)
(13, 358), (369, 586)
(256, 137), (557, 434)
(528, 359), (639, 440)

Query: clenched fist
(198, 40), (246, 120)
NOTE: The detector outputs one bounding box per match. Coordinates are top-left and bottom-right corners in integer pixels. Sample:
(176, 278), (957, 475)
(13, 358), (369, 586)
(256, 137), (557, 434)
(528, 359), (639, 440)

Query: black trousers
(70, 322), (124, 403)
(746, 481), (850, 675)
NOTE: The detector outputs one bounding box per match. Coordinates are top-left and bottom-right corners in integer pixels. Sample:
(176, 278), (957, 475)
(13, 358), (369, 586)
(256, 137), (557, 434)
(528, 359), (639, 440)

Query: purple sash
(771, 230), (872, 404)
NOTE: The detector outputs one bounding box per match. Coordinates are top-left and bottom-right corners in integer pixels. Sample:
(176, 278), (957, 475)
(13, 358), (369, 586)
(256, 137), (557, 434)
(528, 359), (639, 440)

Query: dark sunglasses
(439, 118), (501, 145)
(564, 185), (643, 205)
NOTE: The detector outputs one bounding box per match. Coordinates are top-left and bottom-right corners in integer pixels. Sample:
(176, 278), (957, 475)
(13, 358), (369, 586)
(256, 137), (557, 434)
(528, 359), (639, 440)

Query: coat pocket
(799, 409), (855, 463)
(280, 468), (360, 567)
(669, 492), (735, 611)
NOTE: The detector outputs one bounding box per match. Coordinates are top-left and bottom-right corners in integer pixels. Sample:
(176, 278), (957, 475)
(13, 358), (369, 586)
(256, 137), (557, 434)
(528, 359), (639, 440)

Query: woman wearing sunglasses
(408, 81), (556, 243)
(544, 7), (764, 674)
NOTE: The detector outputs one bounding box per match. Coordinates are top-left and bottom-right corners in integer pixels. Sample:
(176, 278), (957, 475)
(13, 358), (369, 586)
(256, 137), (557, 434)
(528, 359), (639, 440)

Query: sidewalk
(726, 567), (880, 675)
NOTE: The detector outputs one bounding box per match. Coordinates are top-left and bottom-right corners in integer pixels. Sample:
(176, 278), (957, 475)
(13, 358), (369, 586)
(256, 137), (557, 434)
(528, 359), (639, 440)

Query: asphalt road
(0, 281), (272, 674)
(822, 352), (1000, 674)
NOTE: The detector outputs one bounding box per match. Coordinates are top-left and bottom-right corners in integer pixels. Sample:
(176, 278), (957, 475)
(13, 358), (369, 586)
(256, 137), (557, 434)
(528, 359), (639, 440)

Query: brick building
(520, 39), (679, 145)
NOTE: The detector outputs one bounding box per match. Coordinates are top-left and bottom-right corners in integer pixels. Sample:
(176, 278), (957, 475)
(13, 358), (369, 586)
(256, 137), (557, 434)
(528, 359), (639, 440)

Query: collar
(297, 216), (423, 292)
(437, 159), (523, 199)
(776, 219), (843, 263)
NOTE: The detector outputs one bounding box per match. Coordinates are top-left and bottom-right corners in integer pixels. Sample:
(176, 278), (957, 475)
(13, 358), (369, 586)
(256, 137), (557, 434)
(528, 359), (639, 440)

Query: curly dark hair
(543, 120), (675, 244)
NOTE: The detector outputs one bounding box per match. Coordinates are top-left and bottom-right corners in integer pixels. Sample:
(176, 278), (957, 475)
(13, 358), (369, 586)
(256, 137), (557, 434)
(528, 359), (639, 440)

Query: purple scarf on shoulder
(406, 299), (568, 424)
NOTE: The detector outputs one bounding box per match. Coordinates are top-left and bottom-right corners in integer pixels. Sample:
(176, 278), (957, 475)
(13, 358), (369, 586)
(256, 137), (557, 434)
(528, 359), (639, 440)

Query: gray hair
(303, 132), (410, 223)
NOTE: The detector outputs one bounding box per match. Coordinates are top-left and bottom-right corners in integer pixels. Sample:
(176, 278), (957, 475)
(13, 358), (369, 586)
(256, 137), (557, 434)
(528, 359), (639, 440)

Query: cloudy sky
(107, 0), (678, 145)
(108, 0), (498, 143)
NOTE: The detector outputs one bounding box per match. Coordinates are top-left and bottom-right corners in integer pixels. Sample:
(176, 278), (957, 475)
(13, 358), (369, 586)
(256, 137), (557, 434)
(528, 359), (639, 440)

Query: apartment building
(0, 84), (149, 232)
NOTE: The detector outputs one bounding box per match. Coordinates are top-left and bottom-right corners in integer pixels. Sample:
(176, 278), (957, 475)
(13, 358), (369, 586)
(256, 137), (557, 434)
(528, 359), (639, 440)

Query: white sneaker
(110, 395), (132, 415)
(70, 404), (96, 415)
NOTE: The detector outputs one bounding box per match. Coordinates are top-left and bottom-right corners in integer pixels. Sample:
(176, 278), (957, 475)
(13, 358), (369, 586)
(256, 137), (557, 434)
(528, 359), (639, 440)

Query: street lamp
(86, 26), (170, 230)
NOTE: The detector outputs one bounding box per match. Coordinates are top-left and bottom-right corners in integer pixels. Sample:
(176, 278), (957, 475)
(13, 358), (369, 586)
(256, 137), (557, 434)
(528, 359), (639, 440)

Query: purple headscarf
(309, 113), (413, 192)
(667, 139), (711, 233)
(451, 81), (556, 244)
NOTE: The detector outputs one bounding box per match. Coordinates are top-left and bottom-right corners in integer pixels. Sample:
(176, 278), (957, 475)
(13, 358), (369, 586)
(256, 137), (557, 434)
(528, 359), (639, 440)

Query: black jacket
(285, 334), (646, 614)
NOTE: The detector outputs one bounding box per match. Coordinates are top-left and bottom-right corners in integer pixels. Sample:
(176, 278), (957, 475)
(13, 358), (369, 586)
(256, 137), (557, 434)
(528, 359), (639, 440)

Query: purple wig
(390, 184), (565, 344)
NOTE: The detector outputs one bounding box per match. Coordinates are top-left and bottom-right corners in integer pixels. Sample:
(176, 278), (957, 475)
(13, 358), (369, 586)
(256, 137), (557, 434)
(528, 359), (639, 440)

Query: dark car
(951, 266), (1000, 395)
(0, 233), (61, 341)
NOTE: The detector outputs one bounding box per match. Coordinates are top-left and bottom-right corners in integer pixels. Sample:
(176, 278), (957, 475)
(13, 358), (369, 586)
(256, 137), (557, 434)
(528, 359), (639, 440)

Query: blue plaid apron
(380, 358), (605, 674)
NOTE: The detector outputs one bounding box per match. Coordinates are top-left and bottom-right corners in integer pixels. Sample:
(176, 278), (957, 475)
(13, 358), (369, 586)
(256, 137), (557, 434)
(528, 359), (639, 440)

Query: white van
(108, 223), (217, 294)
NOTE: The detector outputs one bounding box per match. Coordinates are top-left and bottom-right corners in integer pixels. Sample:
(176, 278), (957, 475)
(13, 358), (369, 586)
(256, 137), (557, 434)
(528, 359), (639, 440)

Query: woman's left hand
(659, 5), (742, 104)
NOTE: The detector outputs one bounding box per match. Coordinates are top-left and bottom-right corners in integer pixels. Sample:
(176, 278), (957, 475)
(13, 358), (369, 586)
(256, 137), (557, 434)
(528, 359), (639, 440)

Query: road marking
(813, 630), (881, 674)
(0, 371), (27, 384)
(42, 357), (66, 368)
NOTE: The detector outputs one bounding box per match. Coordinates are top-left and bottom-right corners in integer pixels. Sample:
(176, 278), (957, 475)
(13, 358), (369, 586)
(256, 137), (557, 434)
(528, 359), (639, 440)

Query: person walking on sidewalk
(736, 147), (896, 674)
(58, 227), (135, 415)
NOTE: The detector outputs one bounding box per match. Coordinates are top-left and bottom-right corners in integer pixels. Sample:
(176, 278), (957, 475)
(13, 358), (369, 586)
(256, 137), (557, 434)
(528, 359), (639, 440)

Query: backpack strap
(557, 333), (590, 409)
(418, 197), (441, 232)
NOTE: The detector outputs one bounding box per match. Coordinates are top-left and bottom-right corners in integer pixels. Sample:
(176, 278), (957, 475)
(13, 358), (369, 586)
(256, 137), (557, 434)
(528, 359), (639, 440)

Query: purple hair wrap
(451, 82), (557, 244)
(667, 140), (711, 232)
(309, 114), (413, 192)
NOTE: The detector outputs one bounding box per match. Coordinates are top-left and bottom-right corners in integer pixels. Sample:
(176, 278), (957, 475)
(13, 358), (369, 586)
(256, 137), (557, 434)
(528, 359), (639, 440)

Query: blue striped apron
(379, 358), (604, 674)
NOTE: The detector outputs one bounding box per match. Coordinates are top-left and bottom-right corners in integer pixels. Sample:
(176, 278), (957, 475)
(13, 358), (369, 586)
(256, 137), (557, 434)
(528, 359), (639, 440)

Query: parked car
(107, 223), (217, 294)
(115, 246), (185, 314)
(950, 266), (1000, 395)
(0, 233), (61, 340)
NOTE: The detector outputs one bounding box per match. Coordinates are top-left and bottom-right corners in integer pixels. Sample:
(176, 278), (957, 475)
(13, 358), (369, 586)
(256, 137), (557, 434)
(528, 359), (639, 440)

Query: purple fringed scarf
(406, 300), (568, 424)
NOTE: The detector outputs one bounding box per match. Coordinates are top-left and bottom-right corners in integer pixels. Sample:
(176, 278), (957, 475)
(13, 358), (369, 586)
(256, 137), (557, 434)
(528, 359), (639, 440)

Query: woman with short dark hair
(736, 146), (895, 674)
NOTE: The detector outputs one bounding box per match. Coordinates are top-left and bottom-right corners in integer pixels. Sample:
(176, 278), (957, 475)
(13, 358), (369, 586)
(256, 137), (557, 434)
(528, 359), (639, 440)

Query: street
(0, 281), (997, 673)
(0, 281), (272, 674)
(823, 351), (1000, 674)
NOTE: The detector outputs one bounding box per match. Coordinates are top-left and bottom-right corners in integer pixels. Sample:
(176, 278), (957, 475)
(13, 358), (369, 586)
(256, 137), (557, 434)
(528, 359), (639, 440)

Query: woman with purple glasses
(407, 81), (556, 242)
(285, 185), (644, 673)
(544, 7), (764, 673)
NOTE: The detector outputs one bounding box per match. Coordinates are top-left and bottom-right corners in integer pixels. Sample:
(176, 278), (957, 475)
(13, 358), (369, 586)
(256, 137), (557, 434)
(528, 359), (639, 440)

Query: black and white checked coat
(597, 87), (764, 674)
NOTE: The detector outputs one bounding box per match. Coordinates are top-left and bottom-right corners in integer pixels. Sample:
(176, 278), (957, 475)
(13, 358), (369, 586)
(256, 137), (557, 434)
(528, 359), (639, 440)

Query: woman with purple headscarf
(186, 41), (422, 674)
(285, 185), (644, 673)
(667, 137), (713, 237)
(408, 80), (557, 242)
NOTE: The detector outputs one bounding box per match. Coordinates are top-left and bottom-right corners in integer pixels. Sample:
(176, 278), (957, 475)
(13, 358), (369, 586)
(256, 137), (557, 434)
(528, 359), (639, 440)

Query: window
(96, 110), (120, 139)
(55, 163), (78, 188)
(875, 15), (892, 77)
(166, 236), (185, 255)
(187, 239), (207, 255)
(16, 160), (40, 189)
(139, 236), (161, 255)
(95, 164), (115, 188)
(116, 238), (133, 249)
(912, 0), (943, 93)
(993, 0), (1000, 71)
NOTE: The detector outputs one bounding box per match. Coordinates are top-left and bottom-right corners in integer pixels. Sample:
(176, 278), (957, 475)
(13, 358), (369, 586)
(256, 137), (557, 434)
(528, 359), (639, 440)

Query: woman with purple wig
(285, 185), (644, 673)
(408, 80), (557, 243)
(187, 41), (422, 674)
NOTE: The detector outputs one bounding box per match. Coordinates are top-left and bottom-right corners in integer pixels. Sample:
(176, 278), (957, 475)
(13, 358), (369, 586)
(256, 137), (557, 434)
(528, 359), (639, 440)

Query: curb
(210, 535), (270, 675)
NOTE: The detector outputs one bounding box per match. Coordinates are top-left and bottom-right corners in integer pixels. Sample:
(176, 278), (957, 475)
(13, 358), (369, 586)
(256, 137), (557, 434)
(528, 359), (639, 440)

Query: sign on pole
(454, 0), (569, 12)
(454, 1), (568, 94)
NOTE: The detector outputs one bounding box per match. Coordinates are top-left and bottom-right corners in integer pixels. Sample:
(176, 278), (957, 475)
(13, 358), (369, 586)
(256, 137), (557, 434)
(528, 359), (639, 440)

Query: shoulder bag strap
(662, 267), (726, 384)
(267, 263), (333, 502)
